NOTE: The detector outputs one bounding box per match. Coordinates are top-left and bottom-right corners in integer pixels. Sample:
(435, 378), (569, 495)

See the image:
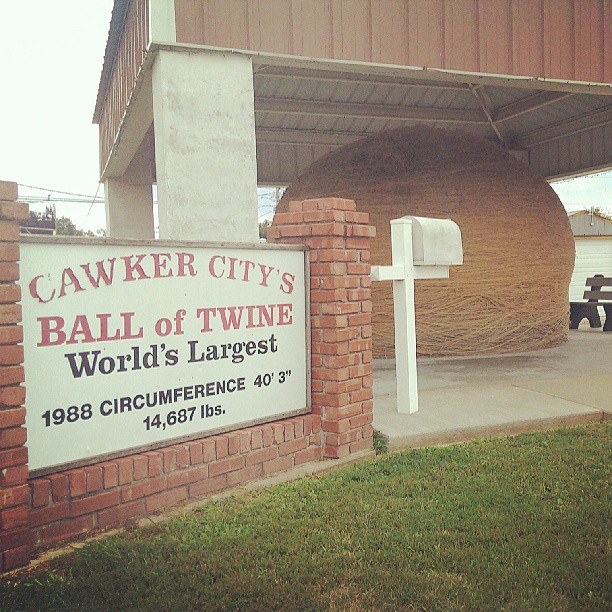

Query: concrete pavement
(373, 327), (611, 450)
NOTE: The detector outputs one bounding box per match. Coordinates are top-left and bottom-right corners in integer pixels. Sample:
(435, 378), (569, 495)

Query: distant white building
(569, 209), (612, 237)
(568, 210), (612, 302)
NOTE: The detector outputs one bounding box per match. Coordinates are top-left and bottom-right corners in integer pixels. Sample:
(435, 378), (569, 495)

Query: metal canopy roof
(95, 39), (612, 184)
(244, 53), (612, 184)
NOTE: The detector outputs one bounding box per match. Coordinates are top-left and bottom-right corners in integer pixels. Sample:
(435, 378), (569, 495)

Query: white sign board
(20, 240), (308, 473)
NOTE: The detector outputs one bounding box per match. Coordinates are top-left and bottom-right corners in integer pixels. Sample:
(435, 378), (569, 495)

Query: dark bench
(569, 275), (612, 332)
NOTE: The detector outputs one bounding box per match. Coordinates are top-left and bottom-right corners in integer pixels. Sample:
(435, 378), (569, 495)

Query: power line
(20, 196), (104, 204)
(21, 182), (280, 222)
(18, 183), (100, 199)
(84, 183), (103, 223)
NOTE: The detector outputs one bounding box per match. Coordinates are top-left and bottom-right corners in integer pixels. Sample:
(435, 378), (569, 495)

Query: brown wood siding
(248, 0), (292, 54)
(478, 0), (513, 74)
(407, 0), (444, 68)
(574, 0), (605, 83)
(444, 0), (479, 72)
(543, 0), (574, 81)
(370, 0), (409, 65)
(99, 0), (150, 174)
(174, 0), (610, 83)
(512, 0), (544, 77)
(332, 0), (372, 62)
(291, 0), (333, 58)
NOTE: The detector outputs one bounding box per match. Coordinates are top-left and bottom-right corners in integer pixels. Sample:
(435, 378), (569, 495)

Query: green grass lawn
(2, 423), (610, 611)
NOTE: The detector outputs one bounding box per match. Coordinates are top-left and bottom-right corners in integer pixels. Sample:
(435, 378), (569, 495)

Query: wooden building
(94, 0), (611, 242)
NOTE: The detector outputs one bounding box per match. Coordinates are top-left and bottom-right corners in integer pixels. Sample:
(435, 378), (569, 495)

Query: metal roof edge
(548, 165), (612, 182)
(151, 42), (612, 95)
(94, 35), (612, 123)
(427, 67), (612, 91)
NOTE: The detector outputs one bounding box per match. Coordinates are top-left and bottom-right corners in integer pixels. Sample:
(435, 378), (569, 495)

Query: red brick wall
(269, 198), (376, 459)
(0, 180), (32, 572)
(0, 193), (374, 571)
(28, 415), (321, 547)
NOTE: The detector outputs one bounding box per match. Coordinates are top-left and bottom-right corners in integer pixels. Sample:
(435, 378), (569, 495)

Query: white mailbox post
(371, 216), (463, 414)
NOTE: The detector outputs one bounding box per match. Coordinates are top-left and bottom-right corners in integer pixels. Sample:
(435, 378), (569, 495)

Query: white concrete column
(152, 49), (259, 243)
(105, 179), (155, 239)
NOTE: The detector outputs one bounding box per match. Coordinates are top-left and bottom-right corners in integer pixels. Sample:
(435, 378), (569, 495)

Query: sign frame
(20, 236), (311, 478)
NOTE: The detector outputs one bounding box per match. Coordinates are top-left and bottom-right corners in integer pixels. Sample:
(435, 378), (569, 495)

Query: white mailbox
(407, 216), (463, 266)
(371, 216), (463, 414)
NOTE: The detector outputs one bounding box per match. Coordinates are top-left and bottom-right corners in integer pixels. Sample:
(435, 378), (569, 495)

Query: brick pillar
(0, 180), (33, 571)
(269, 198), (375, 458)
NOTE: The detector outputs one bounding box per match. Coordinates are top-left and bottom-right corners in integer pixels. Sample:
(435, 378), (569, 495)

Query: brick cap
(0, 201), (29, 221)
(288, 198), (357, 213)
(0, 181), (18, 202)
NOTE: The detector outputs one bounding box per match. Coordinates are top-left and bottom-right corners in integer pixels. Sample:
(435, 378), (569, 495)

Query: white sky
(0, 1), (609, 232)
(0, 1), (113, 230)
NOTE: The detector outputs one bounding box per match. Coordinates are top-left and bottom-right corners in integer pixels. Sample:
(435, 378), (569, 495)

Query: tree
(29, 205), (55, 222)
(55, 216), (106, 237)
(259, 219), (271, 239)
(259, 186), (285, 215)
(55, 216), (84, 236)
(258, 186), (285, 240)
(583, 206), (612, 220)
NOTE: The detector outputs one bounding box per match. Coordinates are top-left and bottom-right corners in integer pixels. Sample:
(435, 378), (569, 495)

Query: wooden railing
(99, 0), (149, 175)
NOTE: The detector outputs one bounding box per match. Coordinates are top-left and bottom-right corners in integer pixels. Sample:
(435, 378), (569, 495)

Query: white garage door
(569, 237), (612, 302)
